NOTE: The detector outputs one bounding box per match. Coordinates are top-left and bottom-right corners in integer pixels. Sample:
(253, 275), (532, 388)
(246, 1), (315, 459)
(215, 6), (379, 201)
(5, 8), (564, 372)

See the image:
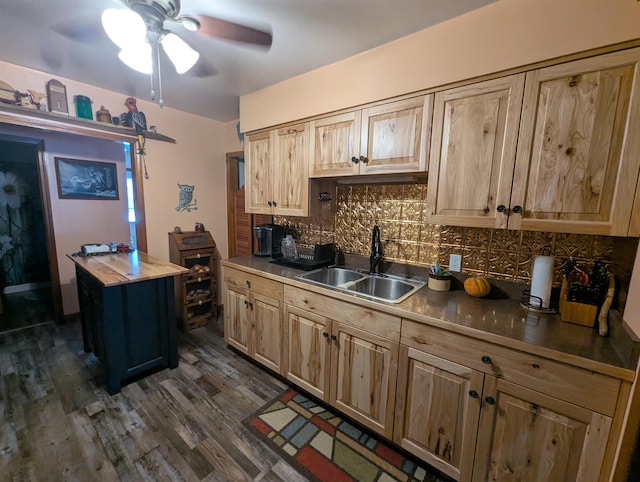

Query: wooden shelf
(0, 102), (175, 143)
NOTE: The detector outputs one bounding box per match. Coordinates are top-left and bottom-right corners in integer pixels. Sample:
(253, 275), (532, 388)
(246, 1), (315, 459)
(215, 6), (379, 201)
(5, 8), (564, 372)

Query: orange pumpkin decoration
(464, 276), (491, 297)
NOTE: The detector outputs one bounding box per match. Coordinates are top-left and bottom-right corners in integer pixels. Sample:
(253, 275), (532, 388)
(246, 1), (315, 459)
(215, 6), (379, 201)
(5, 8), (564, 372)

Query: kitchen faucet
(370, 224), (383, 274)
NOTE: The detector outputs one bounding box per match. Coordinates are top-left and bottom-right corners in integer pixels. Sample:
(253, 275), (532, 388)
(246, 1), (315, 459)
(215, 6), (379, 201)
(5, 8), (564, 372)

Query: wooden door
(394, 346), (483, 482)
(309, 111), (362, 177)
(284, 305), (332, 401)
(272, 123), (309, 216)
(245, 130), (273, 214)
(426, 75), (525, 228)
(330, 321), (398, 439)
(251, 293), (283, 374)
(359, 95), (432, 175)
(511, 48), (640, 235)
(473, 377), (612, 482)
(223, 283), (250, 355)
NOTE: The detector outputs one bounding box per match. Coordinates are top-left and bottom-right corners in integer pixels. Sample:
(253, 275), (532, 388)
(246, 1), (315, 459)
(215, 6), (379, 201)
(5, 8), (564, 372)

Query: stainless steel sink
(297, 267), (365, 287)
(296, 266), (425, 303)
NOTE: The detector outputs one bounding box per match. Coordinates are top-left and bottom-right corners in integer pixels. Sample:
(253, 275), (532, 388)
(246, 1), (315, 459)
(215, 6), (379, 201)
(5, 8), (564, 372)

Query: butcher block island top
(67, 251), (188, 286)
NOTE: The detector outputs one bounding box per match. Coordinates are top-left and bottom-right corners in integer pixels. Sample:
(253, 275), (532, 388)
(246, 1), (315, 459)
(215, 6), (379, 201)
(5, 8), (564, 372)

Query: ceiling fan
(95, 0), (272, 106)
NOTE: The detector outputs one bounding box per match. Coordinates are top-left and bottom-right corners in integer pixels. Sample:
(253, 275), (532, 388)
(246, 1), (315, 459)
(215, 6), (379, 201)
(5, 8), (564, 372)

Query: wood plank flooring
(0, 318), (312, 481)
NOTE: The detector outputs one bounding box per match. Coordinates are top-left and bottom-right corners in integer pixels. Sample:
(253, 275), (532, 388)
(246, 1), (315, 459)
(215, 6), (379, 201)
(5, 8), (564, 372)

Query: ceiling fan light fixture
(180, 17), (200, 32)
(102, 8), (147, 49)
(118, 43), (153, 74)
(161, 33), (199, 74)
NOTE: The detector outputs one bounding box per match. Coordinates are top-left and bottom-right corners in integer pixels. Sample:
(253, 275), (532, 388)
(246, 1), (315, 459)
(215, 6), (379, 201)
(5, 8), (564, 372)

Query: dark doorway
(0, 138), (54, 333)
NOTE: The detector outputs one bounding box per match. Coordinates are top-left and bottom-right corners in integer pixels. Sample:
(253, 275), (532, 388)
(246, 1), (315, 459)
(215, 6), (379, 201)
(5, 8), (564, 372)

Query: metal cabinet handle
(351, 156), (359, 164)
(468, 390), (479, 399)
(485, 396), (496, 405)
(246, 280), (251, 288)
(330, 335), (337, 341)
(272, 201), (277, 207)
(323, 332), (329, 338)
(267, 201), (273, 207)
(360, 155), (368, 164)
(511, 205), (522, 214)
(496, 205), (507, 213)
(481, 356), (492, 365)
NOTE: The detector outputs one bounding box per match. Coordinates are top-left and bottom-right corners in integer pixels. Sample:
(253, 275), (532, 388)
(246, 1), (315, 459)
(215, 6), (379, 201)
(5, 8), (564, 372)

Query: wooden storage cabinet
(427, 48), (640, 236)
(398, 319), (618, 482)
(426, 74), (525, 229)
(245, 124), (310, 216)
(284, 286), (400, 439)
(309, 95), (433, 177)
(223, 266), (285, 374)
(168, 231), (217, 331)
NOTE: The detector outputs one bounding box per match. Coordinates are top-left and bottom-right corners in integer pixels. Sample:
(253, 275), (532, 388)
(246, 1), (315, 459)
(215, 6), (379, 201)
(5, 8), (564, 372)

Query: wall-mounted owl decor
(176, 183), (198, 212)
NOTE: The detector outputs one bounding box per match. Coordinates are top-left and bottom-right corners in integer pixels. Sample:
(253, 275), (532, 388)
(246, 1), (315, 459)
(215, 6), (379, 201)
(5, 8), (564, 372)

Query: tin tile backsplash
(275, 183), (637, 299)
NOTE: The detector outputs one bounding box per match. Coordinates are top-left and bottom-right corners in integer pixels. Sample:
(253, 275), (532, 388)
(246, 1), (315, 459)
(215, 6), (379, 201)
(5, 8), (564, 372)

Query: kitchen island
(68, 251), (188, 394)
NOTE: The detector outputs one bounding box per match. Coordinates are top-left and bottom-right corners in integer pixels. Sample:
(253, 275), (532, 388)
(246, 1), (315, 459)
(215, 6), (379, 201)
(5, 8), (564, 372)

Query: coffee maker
(253, 224), (285, 257)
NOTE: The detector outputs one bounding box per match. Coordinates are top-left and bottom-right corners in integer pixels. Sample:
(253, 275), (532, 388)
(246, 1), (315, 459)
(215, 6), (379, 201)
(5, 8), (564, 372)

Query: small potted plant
(429, 262), (451, 292)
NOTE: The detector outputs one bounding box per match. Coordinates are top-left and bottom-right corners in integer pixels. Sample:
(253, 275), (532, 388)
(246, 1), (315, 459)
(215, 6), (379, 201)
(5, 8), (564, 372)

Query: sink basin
(296, 266), (425, 303)
(349, 276), (416, 302)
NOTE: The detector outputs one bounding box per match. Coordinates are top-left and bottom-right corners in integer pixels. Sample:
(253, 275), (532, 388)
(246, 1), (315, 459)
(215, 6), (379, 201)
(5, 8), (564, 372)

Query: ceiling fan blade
(191, 15), (272, 48)
(51, 18), (106, 44)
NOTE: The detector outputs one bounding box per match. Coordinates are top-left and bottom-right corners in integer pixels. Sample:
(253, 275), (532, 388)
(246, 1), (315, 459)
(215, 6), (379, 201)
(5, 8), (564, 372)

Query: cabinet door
(394, 347), (483, 482)
(309, 111), (361, 177)
(245, 130), (273, 214)
(251, 293), (283, 374)
(426, 75), (525, 228)
(473, 377), (612, 482)
(511, 48), (640, 235)
(360, 95), (433, 175)
(330, 322), (398, 439)
(272, 123), (309, 216)
(284, 305), (332, 402)
(223, 283), (250, 355)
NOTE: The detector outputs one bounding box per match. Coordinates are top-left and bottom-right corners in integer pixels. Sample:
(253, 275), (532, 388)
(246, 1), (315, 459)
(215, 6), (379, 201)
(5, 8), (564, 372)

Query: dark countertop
(223, 256), (638, 380)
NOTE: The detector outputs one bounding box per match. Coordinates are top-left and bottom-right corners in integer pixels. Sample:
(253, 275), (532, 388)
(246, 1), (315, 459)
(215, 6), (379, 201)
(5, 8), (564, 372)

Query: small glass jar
(75, 95), (93, 120)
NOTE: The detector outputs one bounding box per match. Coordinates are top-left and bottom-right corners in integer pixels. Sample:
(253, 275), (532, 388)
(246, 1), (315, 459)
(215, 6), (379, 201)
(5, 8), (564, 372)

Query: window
(123, 143), (137, 248)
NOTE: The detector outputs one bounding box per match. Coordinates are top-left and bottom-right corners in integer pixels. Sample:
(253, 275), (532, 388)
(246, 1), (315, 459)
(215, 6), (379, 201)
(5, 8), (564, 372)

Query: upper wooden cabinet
(427, 48), (640, 235)
(511, 48), (640, 235)
(309, 96), (433, 177)
(425, 74), (525, 229)
(245, 124), (310, 216)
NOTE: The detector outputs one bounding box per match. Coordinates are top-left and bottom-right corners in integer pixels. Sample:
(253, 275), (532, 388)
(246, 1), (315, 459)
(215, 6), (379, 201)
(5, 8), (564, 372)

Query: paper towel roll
(530, 254), (554, 309)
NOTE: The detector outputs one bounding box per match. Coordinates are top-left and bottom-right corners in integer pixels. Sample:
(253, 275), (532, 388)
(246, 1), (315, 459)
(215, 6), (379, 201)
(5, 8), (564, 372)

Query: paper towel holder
(520, 290), (559, 314)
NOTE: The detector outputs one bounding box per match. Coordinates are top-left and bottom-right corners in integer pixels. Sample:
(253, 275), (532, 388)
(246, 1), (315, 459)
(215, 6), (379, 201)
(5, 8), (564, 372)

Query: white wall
(0, 60), (231, 313)
(240, 0), (640, 132)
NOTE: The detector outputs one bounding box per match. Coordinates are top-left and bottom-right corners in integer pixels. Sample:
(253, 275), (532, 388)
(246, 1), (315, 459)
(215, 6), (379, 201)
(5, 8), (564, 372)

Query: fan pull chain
(156, 38), (164, 108)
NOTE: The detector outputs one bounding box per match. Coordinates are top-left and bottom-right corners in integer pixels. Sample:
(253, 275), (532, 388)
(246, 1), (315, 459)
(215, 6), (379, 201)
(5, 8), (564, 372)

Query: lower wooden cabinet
(397, 320), (617, 482)
(223, 267), (284, 374)
(393, 346), (482, 481)
(284, 296), (399, 439)
(473, 377), (611, 482)
(223, 265), (627, 482)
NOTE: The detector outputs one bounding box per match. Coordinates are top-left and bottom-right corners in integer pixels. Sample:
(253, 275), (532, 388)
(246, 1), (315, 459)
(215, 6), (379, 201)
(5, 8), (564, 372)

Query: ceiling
(0, 0), (495, 122)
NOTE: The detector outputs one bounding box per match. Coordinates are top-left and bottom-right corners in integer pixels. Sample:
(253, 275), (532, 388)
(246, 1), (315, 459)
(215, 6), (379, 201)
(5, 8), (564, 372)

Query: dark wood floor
(0, 287), (55, 334)
(0, 317), (313, 481)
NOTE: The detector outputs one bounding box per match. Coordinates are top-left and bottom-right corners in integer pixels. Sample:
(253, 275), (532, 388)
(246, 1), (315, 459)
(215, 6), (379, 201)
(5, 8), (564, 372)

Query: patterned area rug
(243, 388), (451, 482)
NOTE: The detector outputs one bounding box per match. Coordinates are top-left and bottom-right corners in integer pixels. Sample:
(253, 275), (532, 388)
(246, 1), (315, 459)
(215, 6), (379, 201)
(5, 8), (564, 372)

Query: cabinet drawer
(285, 285), (400, 342)
(401, 319), (620, 416)
(223, 267), (283, 301)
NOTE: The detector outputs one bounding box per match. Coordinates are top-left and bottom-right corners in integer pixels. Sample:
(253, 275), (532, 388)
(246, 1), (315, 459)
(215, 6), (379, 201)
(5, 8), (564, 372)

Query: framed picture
(55, 157), (119, 200)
